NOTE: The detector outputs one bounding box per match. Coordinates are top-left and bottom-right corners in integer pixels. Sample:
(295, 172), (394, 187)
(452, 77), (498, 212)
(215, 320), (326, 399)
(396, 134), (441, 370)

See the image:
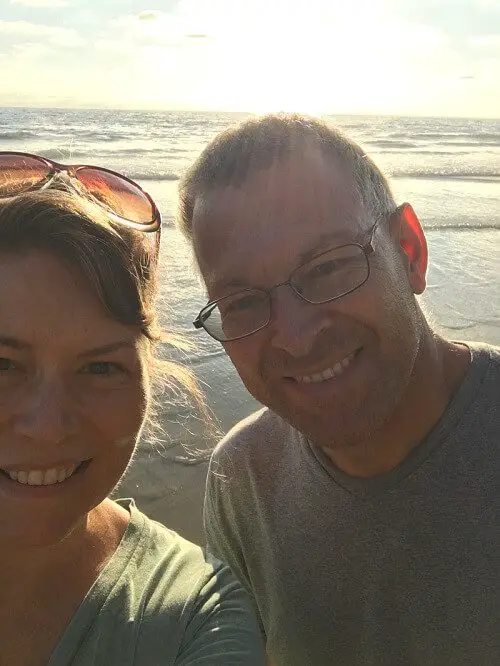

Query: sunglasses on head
(0, 151), (161, 234)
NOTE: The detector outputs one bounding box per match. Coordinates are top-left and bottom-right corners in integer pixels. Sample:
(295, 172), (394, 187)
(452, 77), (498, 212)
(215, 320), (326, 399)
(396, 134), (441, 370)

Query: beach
(1, 108), (499, 544)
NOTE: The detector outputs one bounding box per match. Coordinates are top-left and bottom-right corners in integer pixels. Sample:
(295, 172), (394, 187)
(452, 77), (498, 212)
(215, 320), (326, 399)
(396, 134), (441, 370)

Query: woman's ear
(390, 203), (428, 295)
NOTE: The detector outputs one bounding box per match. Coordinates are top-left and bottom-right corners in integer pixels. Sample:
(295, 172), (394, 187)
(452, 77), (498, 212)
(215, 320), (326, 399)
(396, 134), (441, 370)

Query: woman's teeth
(5, 464), (79, 486)
(296, 351), (357, 384)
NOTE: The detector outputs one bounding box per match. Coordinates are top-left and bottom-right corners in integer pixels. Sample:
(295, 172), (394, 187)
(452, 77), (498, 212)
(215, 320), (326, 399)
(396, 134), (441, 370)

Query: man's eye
(82, 361), (123, 376)
(307, 259), (340, 279)
(318, 260), (340, 275)
(224, 295), (262, 314)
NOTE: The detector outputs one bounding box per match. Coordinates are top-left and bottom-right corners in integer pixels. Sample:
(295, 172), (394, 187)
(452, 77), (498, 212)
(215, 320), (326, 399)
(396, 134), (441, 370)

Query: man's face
(192, 147), (426, 449)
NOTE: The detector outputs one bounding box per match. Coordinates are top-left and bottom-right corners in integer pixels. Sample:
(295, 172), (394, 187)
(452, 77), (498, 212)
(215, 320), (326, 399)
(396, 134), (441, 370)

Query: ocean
(1, 107), (499, 540)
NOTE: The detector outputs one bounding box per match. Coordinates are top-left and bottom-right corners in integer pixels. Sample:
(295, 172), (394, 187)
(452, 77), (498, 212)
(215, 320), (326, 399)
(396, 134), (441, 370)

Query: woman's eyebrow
(0, 336), (136, 357)
(0, 335), (30, 350)
(78, 341), (136, 358)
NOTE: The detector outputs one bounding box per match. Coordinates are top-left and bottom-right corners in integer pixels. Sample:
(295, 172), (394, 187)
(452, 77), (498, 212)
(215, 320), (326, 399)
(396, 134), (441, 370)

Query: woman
(0, 152), (266, 665)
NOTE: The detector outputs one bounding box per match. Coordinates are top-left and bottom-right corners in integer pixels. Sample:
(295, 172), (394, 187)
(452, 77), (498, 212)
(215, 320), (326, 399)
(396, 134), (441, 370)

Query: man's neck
(321, 335), (471, 478)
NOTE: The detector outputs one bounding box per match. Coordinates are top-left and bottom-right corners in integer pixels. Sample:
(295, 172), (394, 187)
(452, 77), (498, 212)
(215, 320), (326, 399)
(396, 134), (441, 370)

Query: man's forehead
(192, 150), (361, 230)
(191, 149), (367, 291)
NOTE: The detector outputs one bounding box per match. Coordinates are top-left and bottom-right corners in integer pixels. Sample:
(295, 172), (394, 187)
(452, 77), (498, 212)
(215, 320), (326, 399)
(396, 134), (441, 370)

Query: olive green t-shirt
(48, 499), (266, 665)
(205, 342), (500, 665)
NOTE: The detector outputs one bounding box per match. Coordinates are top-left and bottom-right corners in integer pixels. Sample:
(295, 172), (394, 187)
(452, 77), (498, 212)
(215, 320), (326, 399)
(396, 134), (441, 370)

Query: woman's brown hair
(0, 187), (212, 447)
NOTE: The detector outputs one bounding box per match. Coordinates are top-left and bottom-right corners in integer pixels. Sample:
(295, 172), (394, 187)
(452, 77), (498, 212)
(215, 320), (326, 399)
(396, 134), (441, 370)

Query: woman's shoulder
(106, 499), (266, 663)
(113, 498), (225, 598)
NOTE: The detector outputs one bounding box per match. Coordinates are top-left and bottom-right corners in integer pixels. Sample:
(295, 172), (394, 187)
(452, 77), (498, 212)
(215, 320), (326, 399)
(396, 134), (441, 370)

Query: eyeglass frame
(0, 151), (162, 233)
(193, 211), (393, 342)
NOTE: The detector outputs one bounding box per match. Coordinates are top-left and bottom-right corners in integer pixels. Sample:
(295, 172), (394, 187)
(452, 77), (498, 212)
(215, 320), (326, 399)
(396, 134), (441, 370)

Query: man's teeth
(5, 464), (79, 486)
(296, 351), (356, 384)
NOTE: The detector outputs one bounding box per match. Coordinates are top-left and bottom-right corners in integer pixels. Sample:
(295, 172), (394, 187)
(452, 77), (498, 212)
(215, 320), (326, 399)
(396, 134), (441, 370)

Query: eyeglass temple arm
(365, 212), (390, 253)
(193, 308), (212, 328)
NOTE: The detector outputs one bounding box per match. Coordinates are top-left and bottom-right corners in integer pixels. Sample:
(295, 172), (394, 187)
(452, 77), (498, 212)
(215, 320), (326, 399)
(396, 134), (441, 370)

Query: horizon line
(0, 105), (499, 122)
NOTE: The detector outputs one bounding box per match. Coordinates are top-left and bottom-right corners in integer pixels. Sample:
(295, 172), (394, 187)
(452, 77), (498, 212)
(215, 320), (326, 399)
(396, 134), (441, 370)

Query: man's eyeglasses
(193, 216), (386, 342)
(0, 152), (161, 233)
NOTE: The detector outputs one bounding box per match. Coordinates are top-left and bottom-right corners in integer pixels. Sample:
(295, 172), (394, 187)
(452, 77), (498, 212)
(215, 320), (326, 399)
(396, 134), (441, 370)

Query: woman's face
(0, 249), (149, 547)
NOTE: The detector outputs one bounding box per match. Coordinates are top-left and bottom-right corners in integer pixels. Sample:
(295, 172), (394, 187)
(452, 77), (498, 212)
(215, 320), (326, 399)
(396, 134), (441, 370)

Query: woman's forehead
(0, 250), (142, 352)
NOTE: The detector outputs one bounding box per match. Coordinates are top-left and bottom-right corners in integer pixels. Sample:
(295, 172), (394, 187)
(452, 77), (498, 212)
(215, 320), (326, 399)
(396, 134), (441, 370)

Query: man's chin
(265, 384), (393, 451)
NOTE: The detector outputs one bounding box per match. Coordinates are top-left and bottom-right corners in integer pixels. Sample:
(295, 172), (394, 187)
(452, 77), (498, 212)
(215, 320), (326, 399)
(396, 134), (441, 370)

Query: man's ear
(390, 203), (428, 295)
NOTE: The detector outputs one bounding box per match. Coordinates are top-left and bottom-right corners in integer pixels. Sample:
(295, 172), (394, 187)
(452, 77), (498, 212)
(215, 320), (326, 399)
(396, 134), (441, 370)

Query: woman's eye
(0, 357), (16, 372)
(82, 361), (123, 376)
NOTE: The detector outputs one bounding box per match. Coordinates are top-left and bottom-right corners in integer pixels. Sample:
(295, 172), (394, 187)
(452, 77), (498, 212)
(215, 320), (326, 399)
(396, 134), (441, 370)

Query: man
(177, 114), (500, 665)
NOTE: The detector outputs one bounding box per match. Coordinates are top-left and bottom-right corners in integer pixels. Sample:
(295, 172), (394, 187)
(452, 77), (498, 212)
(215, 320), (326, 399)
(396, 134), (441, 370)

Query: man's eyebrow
(296, 231), (354, 265)
(210, 277), (250, 295)
(208, 222), (363, 294)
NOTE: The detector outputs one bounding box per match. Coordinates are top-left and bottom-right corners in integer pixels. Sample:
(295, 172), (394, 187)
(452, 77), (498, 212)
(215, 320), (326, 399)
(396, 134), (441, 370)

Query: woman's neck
(0, 498), (129, 602)
(0, 500), (130, 666)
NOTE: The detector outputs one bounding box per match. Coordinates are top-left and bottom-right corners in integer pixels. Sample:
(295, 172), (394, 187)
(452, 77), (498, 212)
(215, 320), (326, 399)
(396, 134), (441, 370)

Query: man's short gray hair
(178, 113), (397, 240)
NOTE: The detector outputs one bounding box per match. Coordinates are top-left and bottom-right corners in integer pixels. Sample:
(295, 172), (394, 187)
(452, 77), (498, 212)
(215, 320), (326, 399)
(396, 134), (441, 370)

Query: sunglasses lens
(0, 154), (51, 196)
(76, 168), (155, 226)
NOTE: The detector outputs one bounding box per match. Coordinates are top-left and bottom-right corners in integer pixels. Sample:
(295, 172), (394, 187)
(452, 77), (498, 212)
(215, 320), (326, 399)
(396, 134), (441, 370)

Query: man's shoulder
(466, 340), (500, 358)
(450, 342), (500, 436)
(467, 341), (500, 381)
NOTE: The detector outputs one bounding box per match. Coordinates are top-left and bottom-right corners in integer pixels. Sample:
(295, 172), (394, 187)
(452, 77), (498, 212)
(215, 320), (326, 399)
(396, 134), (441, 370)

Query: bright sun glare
(1, 0), (498, 117)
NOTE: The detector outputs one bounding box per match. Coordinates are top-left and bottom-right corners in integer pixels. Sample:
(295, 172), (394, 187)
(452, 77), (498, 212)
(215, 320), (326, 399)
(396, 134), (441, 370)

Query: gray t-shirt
(48, 499), (266, 665)
(204, 343), (500, 665)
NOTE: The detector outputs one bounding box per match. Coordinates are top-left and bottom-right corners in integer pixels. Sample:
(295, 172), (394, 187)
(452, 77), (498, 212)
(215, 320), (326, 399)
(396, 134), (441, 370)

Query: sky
(0, 0), (499, 116)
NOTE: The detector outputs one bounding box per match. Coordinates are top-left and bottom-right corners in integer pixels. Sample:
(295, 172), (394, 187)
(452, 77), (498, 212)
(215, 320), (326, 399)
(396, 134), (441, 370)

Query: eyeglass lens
(201, 244), (369, 341)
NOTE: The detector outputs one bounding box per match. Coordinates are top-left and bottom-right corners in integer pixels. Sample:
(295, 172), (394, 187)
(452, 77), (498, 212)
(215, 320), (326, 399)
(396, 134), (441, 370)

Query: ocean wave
(426, 223), (500, 231)
(366, 139), (418, 149)
(387, 131), (500, 145)
(391, 171), (499, 183)
(83, 133), (129, 142)
(0, 130), (36, 140)
(438, 140), (500, 148)
(39, 147), (175, 159)
(367, 138), (500, 150)
(119, 147), (189, 155)
(38, 148), (86, 160)
(130, 172), (180, 181)
(409, 150), (470, 155)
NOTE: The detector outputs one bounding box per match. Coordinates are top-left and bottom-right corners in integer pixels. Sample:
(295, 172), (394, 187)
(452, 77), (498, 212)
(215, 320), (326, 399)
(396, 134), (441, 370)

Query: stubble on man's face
(192, 149), (424, 450)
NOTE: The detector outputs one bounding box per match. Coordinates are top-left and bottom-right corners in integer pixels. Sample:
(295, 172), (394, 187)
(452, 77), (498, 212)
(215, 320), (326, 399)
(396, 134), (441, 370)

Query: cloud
(111, 10), (207, 46)
(4, 0), (498, 117)
(12, 42), (50, 58)
(0, 20), (83, 47)
(469, 34), (500, 49)
(138, 10), (163, 21)
(10, 0), (68, 6)
(388, 0), (500, 40)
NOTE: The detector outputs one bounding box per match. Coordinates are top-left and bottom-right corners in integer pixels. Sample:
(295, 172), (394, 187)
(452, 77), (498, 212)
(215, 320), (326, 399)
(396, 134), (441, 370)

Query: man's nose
(13, 376), (77, 445)
(268, 285), (331, 358)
